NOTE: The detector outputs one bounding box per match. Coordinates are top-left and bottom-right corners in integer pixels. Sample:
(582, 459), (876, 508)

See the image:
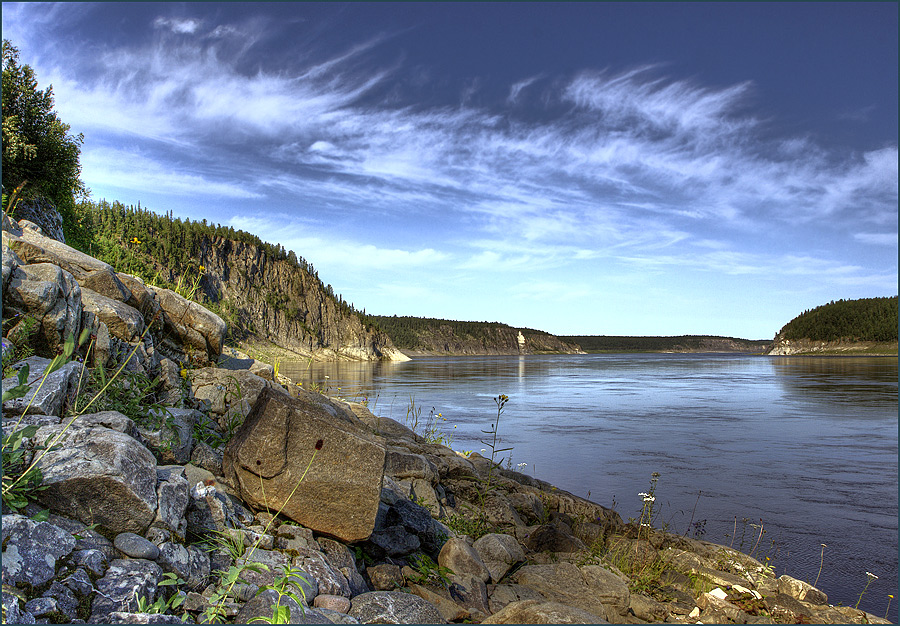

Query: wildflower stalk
(855, 572), (878, 609)
(885, 594), (893, 620)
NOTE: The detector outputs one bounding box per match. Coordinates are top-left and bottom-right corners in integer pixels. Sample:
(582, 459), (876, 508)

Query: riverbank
(767, 339), (899, 356)
(6, 348), (893, 623)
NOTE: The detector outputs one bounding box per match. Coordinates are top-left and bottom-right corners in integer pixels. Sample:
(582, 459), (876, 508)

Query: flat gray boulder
(482, 599), (608, 624)
(1, 514), (76, 587)
(513, 562), (629, 622)
(2, 356), (78, 417)
(4, 227), (109, 280)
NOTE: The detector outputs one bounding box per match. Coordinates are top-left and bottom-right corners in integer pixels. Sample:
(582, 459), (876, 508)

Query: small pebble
(113, 532), (160, 560)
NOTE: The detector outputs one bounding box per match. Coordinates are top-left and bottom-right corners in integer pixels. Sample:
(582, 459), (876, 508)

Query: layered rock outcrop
(2, 214), (226, 370)
(191, 235), (406, 361)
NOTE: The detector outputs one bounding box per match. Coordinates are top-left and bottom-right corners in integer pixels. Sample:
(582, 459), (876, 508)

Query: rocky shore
(2, 213), (892, 624)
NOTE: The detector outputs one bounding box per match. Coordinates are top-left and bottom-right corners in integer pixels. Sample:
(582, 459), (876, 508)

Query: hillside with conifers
(364, 315), (582, 355)
(767, 296), (898, 355)
(778, 297), (898, 342)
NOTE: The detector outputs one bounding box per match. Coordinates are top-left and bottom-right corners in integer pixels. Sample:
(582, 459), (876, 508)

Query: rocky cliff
(188, 236), (406, 362)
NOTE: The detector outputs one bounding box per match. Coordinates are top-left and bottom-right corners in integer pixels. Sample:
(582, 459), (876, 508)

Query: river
(280, 353), (898, 620)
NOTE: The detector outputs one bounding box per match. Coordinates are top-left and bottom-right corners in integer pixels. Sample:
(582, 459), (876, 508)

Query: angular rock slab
(3, 260), (82, 354)
(482, 599), (608, 624)
(513, 562), (629, 622)
(473, 533), (526, 583)
(2, 356), (78, 417)
(349, 591), (444, 624)
(223, 387), (386, 542)
(1, 514), (76, 587)
(33, 425), (158, 534)
(80, 287), (145, 342)
(147, 285), (226, 362)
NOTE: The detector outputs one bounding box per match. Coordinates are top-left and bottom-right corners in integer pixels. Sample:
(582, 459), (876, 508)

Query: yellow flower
(180, 368), (188, 379)
(199, 265), (205, 272)
(131, 237), (141, 245)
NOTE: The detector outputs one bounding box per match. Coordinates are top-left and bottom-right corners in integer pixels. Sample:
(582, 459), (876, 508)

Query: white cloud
(854, 232), (899, 246)
(153, 17), (202, 34)
(507, 75), (543, 103)
(82, 148), (260, 198)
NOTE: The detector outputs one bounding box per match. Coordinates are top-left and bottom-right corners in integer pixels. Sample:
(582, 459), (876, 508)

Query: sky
(3, 2), (897, 339)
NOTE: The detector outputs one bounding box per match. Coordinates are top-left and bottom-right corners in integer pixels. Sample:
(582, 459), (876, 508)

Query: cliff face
(187, 236), (406, 361)
(767, 336), (898, 355)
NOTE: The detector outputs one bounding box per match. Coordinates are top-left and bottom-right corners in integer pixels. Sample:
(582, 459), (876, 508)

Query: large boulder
(438, 537), (491, 583)
(481, 599), (607, 624)
(223, 387), (386, 543)
(512, 562), (630, 622)
(3, 261), (82, 356)
(147, 285), (226, 364)
(32, 425), (159, 535)
(472, 533), (526, 583)
(4, 226), (109, 280)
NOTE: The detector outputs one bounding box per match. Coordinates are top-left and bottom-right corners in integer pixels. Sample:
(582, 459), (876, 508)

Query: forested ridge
(69, 199), (372, 339)
(562, 335), (771, 353)
(365, 315), (562, 351)
(777, 296), (898, 342)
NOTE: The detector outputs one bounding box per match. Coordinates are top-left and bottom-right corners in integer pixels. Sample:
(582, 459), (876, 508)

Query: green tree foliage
(778, 296), (898, 342)
(561, 335), (771, 353)
(2, 40), (87, 240)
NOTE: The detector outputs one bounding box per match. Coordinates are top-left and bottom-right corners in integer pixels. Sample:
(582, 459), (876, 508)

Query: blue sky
(3, 3), (897, 339)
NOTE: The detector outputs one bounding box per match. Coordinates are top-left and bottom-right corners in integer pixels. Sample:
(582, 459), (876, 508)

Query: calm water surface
(282, 354), (898, 620)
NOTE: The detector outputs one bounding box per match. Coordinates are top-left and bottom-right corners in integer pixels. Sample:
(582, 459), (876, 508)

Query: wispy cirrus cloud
(4, 3), (895, 338)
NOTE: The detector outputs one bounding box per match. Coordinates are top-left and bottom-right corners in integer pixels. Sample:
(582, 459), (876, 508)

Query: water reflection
(772, 356), (899, 409)
(274, 353), (897, 619)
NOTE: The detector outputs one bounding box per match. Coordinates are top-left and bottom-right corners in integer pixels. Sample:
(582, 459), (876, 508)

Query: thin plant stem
(683, 490), (702, 537)
(749, 519), (764, 557)
(814, 544), (826, 588)
(4, 324), (150, 500)
(75, 321), (152, 415)
(214, 442), (322, 614)
(855, 572), (878, 609)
